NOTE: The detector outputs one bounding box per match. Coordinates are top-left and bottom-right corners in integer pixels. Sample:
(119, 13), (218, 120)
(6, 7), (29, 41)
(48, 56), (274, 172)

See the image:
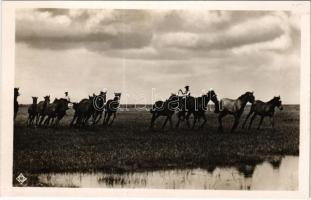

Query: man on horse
(179, 85), (191, 98)
(64, 91), (72, 108)
(178, 85), (191, 117)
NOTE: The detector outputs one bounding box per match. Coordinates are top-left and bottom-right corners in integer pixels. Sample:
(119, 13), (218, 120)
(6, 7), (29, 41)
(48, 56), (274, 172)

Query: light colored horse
(242, 96), (283, 130)
(218, 91), (255, 133)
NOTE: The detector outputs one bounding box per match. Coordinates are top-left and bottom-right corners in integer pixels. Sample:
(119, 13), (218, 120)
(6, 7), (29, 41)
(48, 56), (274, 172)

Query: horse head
(32, 96), (38, 104)
(43, 95), (50, 104)
(114, 93), (122, 101)
(273, 96), (283, 110)
(14, 88), (20, 97)
(244, 91), (255, 104)
(208, 90), (220, 113)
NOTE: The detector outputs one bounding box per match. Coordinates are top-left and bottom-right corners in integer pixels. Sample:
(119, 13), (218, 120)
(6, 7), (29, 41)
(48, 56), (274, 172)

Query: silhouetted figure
(14, 88), (20, 120)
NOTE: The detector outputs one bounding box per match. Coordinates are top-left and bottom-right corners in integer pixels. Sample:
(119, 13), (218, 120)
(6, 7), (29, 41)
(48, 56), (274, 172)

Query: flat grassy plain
(14, 105), (299, 176)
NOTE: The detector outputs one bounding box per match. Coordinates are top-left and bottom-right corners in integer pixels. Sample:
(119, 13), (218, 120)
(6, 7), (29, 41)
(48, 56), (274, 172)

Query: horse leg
(105, 113), (112, 125)
(175, 117), (181, 128)
(50, 117), (55, 126)
(70, 114), (77, 127)
(175, 112), (183, 128)
(43, 117), (50, 127)
(150, 113), (159, 129)
(199, 114), (207, 129)
(103, 111), (108, 125)
(27, 115), (30, 127)
(39, 115), (45, 126)
(231, 116), (240, 133)
(257, 116), (264, 130)
(270, 116), (275, 130)
(168, 116), (173, 129)
(248, 113), (257, 130)
(108, 113), (116, 126)
(95, 112), (102, 124)
(162, 116), (169, 129)
(53, 115), (61, 127)
(186, 112), (191, 128)
(35, 114), (39, 126)
(218, 112), (226, 132)
(242, 110), (254, 129)
(29, 115), (34, 126)
(192, 115), (197, 129)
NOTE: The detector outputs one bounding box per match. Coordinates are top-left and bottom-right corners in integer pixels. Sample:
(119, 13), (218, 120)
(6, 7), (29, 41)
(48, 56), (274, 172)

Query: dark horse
(70, 95), (95, 127)
(14, 88), (20, 120)
(37, 95), (50, 126)
(242, 96), (283, 130)
(43, 98), (70, 127)
(27, 97), (38, 127)
(218, 91), (255, 133)
(150, 93), (183, 129)
(92, 92), (107, 125)
(176, 90), (220, 129)
(103, 93), (121, 126)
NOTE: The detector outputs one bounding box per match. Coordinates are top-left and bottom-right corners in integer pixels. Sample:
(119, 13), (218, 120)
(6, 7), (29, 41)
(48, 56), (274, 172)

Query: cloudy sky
(15, 9), (300, 104)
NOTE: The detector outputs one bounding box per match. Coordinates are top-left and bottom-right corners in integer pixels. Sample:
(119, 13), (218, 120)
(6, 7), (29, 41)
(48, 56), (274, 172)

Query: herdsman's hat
(185, 85), (189, 89)
(64, 92), (68, 95)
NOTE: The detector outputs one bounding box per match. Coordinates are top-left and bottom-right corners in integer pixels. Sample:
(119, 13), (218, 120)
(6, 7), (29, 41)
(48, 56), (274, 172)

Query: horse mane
(238, 93), (248, 100)
(267, 97), (279, 104)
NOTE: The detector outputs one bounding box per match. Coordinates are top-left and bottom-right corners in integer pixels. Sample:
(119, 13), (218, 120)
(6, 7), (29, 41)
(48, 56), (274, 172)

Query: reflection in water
(37, 156), (298, 190)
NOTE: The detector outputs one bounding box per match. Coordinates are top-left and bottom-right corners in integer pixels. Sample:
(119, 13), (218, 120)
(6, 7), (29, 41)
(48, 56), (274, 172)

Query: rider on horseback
(179, 85), (191, 98)
(64, 91), (72, 108)
(178, 85), (190, 117)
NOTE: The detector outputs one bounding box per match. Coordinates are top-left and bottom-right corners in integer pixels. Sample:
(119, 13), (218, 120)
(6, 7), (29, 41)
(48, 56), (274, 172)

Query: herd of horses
(14, 88), (283, 133)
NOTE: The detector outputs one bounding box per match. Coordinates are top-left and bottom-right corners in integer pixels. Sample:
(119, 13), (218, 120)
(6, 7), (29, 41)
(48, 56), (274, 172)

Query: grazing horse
(242, 96), (283, 130)
(150, 94), (183, 129)
(14, 88), (20, 120)
(103, 93), (121, 126)
(43, 98), (70, 127)
(92, 92), (107, 124)
(37, 95), (50, 126)
(176, 90), (220, 129)
(70, 95), (95, 127)
(27, 97), (38, 126)
(218, 92), (255, 133)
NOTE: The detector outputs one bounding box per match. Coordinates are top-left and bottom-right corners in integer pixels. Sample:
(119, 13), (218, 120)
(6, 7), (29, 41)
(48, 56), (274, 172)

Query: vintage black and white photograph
(5, 2), (309, 194)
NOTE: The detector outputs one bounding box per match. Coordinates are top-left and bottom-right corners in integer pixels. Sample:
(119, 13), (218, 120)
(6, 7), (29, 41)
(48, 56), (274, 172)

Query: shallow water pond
(35, 156), (297, 190)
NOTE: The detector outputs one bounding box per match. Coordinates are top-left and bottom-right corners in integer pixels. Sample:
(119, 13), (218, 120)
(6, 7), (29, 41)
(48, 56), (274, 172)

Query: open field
(14, 105), (299, 176)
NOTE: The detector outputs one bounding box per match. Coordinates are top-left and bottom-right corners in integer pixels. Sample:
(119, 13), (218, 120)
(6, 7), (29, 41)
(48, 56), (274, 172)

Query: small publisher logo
(16, 173), (27, 184)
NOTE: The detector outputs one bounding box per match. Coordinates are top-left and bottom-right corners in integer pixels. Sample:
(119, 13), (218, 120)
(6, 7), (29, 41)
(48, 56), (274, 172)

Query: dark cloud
(16, 9), (299, 60)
